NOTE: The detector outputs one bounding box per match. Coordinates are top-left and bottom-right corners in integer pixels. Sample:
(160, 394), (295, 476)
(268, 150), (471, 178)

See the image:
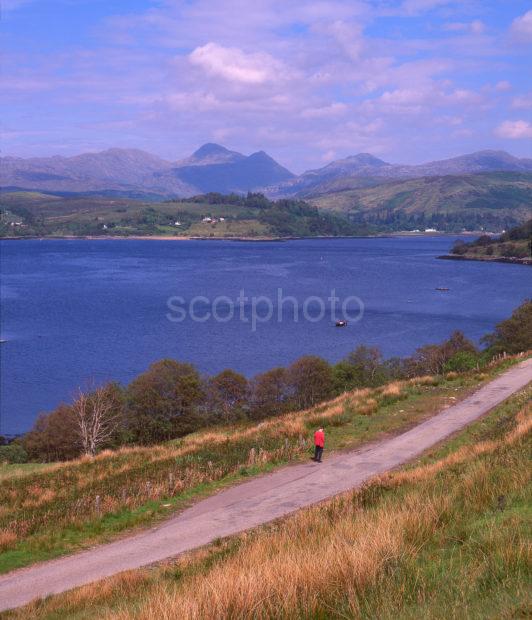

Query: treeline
(182, 192), (366, 237)
(348, 209), (524, 233)
(452, 218), (532, 258)
(1, 300), (530, 464)
(182, 191), (273, 208)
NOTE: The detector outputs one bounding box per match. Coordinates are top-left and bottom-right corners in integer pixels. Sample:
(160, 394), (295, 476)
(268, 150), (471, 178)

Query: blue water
(1, 237), (530, 434)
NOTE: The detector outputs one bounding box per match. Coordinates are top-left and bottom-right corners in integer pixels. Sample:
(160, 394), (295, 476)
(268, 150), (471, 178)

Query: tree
(73, 383), (123, 457)
(406, 331), (477, 377)
(250, 367), (290, 419)
(442, 331), (477, 359)
(21, 404), (80, 462)
(335, 345), (384, 390)
(482, 300), (532, 355)
(205, 369), (249, 422)
(126, 359), (204, 444)
(286, 356), (333, 410)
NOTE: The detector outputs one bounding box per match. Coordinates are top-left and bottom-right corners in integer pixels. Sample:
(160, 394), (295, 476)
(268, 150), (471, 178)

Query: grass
(3, 375), (530, 619)
(0, 463), (53, 481)
(0, 359), (523, 576)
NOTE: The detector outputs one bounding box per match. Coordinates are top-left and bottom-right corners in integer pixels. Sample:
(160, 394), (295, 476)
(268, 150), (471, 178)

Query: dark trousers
(314, 446), (324, 462)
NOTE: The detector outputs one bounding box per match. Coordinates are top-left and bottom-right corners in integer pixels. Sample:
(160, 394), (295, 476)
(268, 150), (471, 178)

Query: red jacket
(314, 430), (325, 448)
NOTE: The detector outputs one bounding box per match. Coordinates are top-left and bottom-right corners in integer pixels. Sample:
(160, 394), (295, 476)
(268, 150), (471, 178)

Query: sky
(2, 0), (532, 172)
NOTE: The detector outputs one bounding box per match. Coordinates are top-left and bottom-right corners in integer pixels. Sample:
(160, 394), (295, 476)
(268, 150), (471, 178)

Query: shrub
(21, 404), (80, 462)
(0, 443), (28, 464)
(443, 351), (479, 373)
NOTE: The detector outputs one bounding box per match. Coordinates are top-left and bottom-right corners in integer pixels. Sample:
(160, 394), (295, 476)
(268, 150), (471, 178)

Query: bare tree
(73, 385), (121, 457)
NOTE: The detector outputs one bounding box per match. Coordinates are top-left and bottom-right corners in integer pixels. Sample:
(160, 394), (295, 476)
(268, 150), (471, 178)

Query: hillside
(308, 172), (532, 232)
(1, 368), (529, 618)
(0, 191), (363, 239)
(447, 219), (532, 264)
(266, 149), (532, 198)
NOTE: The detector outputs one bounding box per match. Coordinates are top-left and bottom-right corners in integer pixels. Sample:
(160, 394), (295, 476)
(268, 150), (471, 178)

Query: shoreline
(438, 253), (532, 266)
(0, 231), (479, 242)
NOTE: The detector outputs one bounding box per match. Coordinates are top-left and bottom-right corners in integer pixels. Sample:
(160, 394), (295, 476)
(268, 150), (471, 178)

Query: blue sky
(2, 0), (532, 172)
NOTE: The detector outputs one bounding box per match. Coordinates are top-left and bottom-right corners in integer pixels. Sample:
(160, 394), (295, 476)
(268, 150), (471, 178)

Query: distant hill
(0, 144), (294, 197)
(266, 150), (532, 198)
(308, 172), (532, 232)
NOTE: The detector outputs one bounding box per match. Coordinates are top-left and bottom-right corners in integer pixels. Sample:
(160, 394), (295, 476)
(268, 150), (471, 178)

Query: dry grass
(0, 379), (423, 544)
(0, 531), (17, 552)
(4, 381), (530, 620)
(0, 357), (525, 576)
(97, 392), (531, 620)
(118, 495), (449, 620)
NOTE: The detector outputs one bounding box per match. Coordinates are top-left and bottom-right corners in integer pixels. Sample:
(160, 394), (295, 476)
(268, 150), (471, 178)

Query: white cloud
(495, 120), (532, 139)
(511, 10), (532, 41)
(189, 42), (287, 84)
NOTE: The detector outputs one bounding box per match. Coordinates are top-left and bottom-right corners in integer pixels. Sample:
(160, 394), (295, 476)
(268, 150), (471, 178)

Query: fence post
(95, 495), (101, 517)
(168, 472), (174, 493)
(146, 481), (151, 497)
(121, 488), (127, 504)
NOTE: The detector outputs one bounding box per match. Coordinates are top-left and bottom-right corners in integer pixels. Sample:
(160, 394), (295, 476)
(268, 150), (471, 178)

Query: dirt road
(1, 358), (530, 612)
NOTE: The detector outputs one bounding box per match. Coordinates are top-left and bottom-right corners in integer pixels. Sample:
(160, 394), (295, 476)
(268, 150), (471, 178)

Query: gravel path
(1, 358), (530, 612)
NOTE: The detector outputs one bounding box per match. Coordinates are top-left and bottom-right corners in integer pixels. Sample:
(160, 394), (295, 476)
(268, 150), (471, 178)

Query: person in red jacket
(313, 427), (325, 462)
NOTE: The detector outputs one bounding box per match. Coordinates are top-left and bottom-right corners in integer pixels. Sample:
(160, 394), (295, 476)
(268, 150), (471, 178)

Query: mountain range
(0, 143), (294, 197)
(2, 144), (532, 199)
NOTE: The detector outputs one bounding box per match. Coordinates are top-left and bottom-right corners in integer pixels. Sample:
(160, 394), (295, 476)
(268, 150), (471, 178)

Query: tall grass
(3, 383), (530, 620)
(0, 361), (520, 574)
(107, 390), (530, 620)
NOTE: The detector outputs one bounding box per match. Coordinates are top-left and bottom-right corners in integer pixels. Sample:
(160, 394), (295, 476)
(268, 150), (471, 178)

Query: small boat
(335, 320), (348, 327)
(435, 287), (450, 291)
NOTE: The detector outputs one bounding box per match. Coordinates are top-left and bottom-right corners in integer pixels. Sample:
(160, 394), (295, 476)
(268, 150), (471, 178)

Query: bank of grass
(0, 358), (523, 576)
(3, 375), (529, 619)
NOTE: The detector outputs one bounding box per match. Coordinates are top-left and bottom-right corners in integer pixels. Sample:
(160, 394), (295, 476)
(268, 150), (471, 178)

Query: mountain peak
(182, 143), (245, 167)
(344, 153), (389, 166)
(248, 150), (274, 161)
(192, 143), (233, 158)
